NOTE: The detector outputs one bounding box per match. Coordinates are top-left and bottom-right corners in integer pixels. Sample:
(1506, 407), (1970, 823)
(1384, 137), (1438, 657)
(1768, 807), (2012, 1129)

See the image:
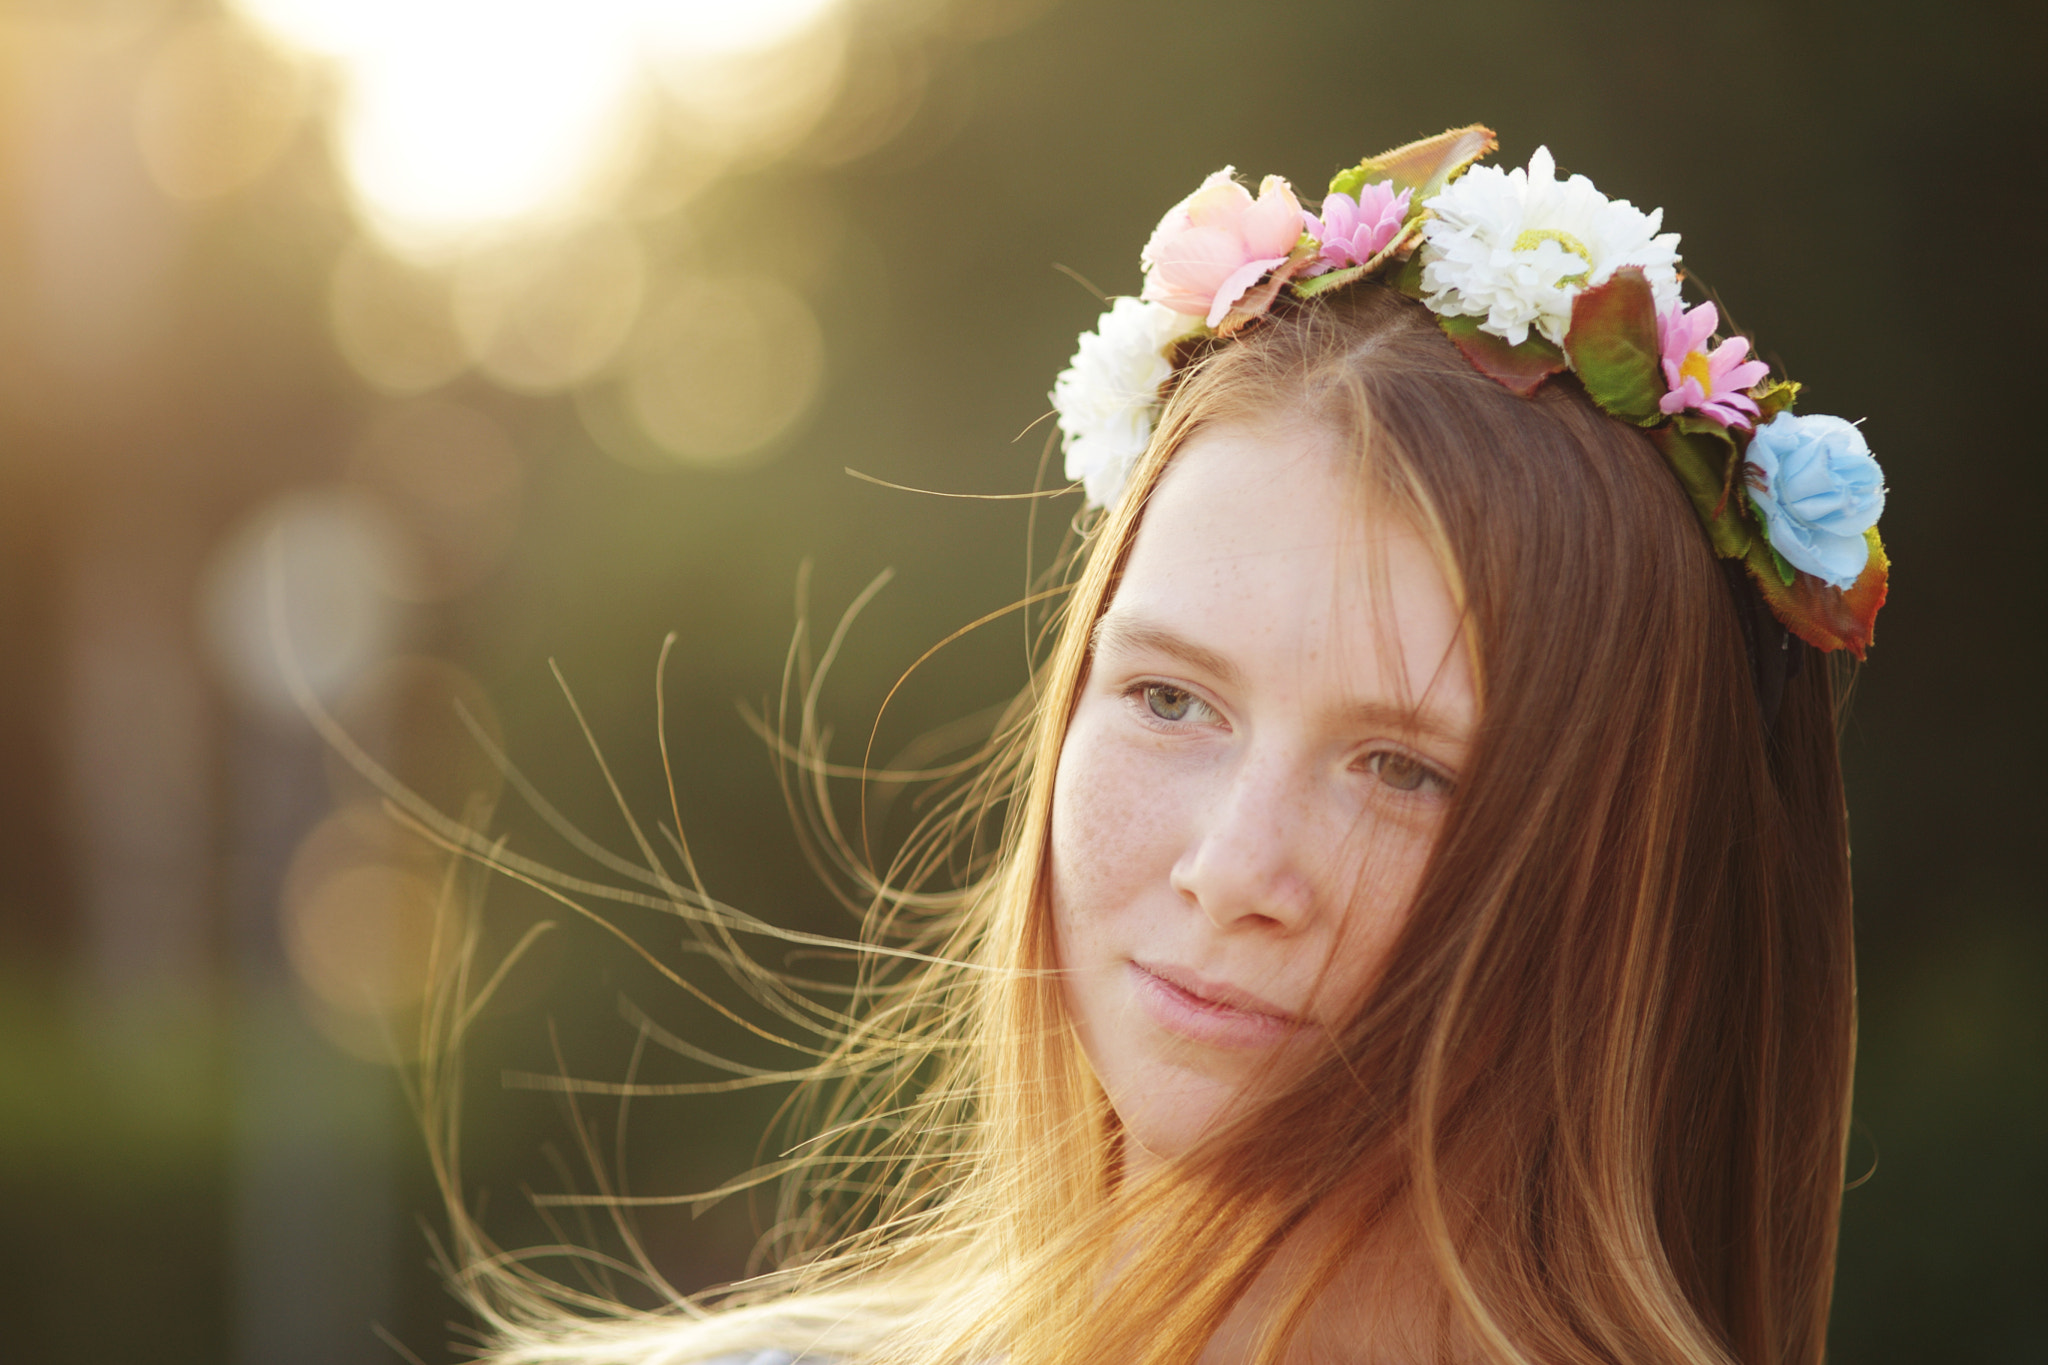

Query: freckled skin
(1049, 417), (1477, 1167)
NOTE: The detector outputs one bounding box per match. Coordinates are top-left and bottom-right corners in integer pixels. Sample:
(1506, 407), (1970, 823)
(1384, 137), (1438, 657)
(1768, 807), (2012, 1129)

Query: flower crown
(1050, 126), (1889, 658)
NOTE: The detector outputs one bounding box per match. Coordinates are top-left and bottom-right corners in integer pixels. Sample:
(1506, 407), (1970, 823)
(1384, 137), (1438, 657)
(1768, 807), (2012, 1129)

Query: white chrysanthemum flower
(1418, 146), (1682, 347)
(1050, 297), (1198, 509)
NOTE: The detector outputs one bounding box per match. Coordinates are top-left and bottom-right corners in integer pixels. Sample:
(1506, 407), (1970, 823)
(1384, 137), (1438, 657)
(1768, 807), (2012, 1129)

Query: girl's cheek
(1053, 706), (1182, 906)
(1311, 827), (1437, 1011)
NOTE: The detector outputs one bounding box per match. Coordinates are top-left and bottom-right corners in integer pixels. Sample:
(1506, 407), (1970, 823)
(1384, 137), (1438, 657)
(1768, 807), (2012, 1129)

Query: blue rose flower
(1744, 412), (1886, 590)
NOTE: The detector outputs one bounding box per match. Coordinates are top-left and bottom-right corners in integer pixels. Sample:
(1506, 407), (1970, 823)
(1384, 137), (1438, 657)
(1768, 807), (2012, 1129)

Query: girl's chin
(1108, 1083), (1245, 1170)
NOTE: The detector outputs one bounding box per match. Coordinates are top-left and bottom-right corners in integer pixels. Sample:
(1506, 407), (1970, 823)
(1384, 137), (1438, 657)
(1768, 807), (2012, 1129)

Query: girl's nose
(1168, 751), (1318, 933)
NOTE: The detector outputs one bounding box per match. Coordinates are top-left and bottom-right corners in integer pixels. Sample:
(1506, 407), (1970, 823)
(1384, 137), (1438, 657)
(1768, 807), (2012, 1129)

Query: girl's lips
(1129, 961), (1301, 1049)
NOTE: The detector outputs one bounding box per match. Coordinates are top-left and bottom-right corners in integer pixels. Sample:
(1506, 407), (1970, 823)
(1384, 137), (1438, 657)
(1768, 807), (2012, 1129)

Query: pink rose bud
(1140, 168), (1304, 329)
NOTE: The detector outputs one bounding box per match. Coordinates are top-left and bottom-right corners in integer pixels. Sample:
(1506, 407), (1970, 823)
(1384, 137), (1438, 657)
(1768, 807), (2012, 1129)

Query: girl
(419, 127), (1887, 1365)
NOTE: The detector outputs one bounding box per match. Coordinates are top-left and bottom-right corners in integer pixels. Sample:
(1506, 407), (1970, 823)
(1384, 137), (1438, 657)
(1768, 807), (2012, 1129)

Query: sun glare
(633, 0), (851, 56)
(231, 0), (841, 244)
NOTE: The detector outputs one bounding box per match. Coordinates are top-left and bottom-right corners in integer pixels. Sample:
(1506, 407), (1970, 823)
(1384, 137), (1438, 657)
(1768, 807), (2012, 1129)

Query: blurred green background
(0, 0), (2041, 1360)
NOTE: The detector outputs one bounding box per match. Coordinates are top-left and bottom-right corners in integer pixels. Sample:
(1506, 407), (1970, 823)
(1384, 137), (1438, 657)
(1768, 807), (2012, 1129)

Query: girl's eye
(1140, 683), (1208, 724)
(1365, 750), (1453, 797)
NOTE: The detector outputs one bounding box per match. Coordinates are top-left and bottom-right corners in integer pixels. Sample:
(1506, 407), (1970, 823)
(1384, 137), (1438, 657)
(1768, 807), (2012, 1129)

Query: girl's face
(1050, 416), (1476, 1166)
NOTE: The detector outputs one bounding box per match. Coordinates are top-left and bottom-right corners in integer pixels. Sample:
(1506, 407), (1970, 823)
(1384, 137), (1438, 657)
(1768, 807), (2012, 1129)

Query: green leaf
(1752, 378), (1800, 423)
(1328, 164), (1381, 201)
(1391, 246), (1427, 300)
(1290, 222), (1422, 301)
(1742, 491), (1798, 584)
(1649, 424), (1752, 559)
(1672, 412), (1735, 441)
(1562, 267), (1664, 425)
(1292, 264), (1366, 299)
(1437, 315), (1567, 397)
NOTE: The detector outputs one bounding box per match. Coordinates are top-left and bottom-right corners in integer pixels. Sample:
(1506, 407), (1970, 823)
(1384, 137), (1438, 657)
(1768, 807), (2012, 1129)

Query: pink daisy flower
(1301, 182), (1412, 274)
(1658, 300), (1770, 428)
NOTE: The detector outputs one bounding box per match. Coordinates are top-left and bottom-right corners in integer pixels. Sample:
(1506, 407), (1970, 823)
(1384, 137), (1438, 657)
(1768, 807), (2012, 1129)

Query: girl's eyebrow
(1091, 610), (1243, 691)
(1336, 699), (1472, 747)
(1095, 608), (1472, 746)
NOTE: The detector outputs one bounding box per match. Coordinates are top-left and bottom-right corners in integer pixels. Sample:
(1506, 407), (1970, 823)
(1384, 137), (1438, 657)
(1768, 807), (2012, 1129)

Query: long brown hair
(426, 282), (1855, 1365)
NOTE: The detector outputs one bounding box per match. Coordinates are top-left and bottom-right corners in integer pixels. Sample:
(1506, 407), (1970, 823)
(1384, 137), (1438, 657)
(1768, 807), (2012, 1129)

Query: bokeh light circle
(621, 274), (824, 468)
(328, 237), (469, 393)
(201, 489), (420, 720)
(453, 220), (646, 393)
(133, 17), (312, 201)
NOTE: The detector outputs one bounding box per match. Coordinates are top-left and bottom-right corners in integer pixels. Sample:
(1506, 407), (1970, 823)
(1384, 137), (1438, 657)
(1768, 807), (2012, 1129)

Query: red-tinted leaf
(1328, 125), (1499, 203)
(1564, 267), (1663, 425)
(1215, 241), (1320, 337)
(1743, 527), (1888, 659)
(1437, 315), (1567, 396)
